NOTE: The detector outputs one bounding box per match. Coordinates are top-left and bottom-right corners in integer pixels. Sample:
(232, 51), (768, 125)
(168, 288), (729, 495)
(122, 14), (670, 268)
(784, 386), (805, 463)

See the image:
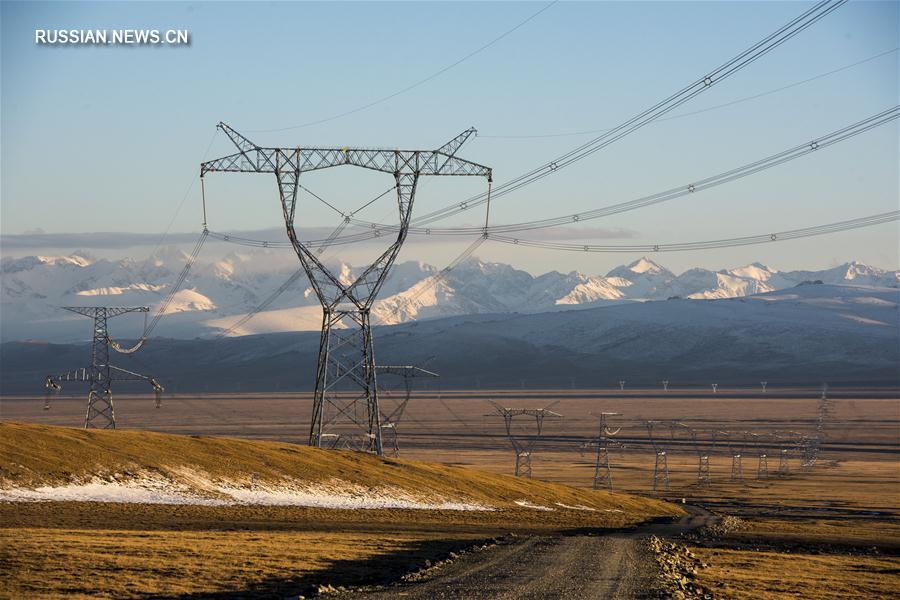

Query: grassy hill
(1, 422), (681, 598)
(0, 422), (678, 519)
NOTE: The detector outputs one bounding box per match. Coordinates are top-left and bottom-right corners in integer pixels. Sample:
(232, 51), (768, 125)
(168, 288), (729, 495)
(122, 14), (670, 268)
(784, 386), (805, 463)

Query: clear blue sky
(1, 1), (897, 275)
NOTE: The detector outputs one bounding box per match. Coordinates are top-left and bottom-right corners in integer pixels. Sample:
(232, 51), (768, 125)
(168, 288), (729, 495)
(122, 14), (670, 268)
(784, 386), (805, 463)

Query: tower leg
(515, 452), (532, 478)
(653, 451), (669, 491)
(308, 309), (383, 455)
(698, 454), (710, 486)
(731, 454), (743, 481)
(593, 446), (612, 491)
(757, 454), (768, 479)
(85, 308), (115, 429)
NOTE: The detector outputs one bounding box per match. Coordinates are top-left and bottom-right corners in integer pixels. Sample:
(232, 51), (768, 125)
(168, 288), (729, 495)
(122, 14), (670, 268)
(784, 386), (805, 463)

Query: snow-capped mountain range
(1, 250), (897, 342)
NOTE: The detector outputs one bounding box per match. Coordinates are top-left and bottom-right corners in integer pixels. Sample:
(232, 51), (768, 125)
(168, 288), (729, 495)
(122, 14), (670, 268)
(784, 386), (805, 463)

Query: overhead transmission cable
(404, 106), (899, 236)
(245, 1), (558, 133)
(479, 47), (899, 139)
(488, 211), (899, 253)
(202, 1), (849, 256)
(386, 0), (849, 229)
(203, 105), (896, 247)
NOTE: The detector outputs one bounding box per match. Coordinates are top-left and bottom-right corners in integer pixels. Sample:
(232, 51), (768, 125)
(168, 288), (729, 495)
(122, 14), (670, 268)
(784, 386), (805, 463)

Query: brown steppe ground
(2, 389), (898, 598)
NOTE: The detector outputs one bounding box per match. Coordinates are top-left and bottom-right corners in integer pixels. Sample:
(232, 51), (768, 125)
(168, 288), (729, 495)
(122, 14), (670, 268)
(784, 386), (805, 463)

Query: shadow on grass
(146, 538), (479, 599)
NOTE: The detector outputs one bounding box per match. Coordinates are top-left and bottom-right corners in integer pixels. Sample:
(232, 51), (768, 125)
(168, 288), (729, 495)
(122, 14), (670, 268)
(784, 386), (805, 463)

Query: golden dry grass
(0, 527), (476, 599)
(692, 546), (900, 600)
(0, 422), (678, 520)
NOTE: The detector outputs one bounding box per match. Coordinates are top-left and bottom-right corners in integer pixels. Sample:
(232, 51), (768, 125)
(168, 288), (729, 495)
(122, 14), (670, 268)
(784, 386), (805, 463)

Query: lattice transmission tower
(646, 420), (674, 492)
(43, 307), (163, 429)
(724, 431), (748, 481)
(586, 412), (622, 491)
(201, 123), (492, 455)
(376, 365), (438, 456)
(801, 384), (830, 470)
(488, 403), (561, 478)
(681, 424), (722, 487)
(748, 432), (771, 479)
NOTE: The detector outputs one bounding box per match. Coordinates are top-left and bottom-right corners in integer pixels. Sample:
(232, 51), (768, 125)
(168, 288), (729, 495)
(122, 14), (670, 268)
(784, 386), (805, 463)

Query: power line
(488, 210), (899, 253)
(245, 1), (559, 133)
(204, 105), (897, 246)
(479, 47), (899, 139)
(201, 1), (851, 251)
(405, 106), (899, 236)
(401, 0), (848, 228)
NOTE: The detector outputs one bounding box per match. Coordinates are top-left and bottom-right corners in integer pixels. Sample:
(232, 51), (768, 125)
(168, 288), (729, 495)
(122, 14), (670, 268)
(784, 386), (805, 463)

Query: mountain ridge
(1, 250), (897, 342)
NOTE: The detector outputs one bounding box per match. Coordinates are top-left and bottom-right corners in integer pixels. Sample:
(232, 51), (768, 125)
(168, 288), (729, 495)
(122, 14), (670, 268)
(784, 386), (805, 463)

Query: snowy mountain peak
(624, 256), (668, 275)
(728, 262), (777, 281)
(1, 249), (897, 341)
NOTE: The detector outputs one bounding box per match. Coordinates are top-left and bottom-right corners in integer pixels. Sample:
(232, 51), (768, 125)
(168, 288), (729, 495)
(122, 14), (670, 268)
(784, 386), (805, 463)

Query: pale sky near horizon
(1, 1), (897, 276)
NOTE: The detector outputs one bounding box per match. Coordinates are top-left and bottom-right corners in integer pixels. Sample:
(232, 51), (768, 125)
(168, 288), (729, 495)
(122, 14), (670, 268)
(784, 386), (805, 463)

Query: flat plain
(2, 388), (898, 598)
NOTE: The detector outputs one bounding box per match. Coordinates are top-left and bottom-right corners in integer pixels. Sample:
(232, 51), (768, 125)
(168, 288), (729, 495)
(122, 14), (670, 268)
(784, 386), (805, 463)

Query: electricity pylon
(201, 123), (491, 456)
(587, 412), (621, 491)
(681, 424), (722, 487)
(749, 432), (771, 479)
(375, 365), (438, 456)
(723, 431), (748, 481)
(774, 430), (801, 476)
(44, 307), (163, 429)
(487, 402), (561, 478)
(802, 383), (830, 470)
(646, 420), (674, 492)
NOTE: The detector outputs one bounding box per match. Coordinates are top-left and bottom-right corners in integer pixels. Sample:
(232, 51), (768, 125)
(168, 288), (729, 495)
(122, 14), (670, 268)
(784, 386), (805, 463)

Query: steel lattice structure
(680, 424), (723, 487)
(646, 420), (674, 492)
(801, 384), (830, 469)
(589, 412), (621, 491)
(201, 123), (491, 455)
(376, 365), (438, 456)
(44, 307), (163, 429)
(723, 431), (748, 481)
(488, 403), (561, 478)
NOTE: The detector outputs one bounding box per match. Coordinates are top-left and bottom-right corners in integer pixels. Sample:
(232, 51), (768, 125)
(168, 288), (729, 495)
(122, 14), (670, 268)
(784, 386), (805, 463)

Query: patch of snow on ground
(0, 474), (228, 505)
(515, 499), (556, 511)
(217, 481), (492, 511)
(554, 502), (597, 511)
(0, 473), (492, 511)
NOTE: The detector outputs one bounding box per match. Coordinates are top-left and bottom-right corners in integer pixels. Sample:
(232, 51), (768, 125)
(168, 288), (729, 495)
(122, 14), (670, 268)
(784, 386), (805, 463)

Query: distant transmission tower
(43, 307), (163, 429)
(724, 431), (748, 481)
(375, 365), (438, 456)
(201, 123), (492, 456)
(749, 432), (770, 479)
(488, 402), (561, 478)
(802, 383), (830, 470)
(774, 431), (800, 476)
(681, 424), (721, 487)
(588, 412), (622, 491)
(646, 420), (673, 492)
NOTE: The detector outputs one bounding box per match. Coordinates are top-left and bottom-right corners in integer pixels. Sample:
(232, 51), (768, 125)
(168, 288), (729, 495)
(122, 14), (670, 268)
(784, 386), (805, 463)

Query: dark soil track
(343, 507), (714, 599)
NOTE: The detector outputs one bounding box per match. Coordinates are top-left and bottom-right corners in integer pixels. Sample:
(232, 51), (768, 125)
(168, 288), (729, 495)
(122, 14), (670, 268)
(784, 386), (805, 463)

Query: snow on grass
(554, 502), (597, 511)
(0, 472), (492, 511)
(515, 499), (556, 511)
(217, 482), (490, 511)
(0, 474), (228, 506)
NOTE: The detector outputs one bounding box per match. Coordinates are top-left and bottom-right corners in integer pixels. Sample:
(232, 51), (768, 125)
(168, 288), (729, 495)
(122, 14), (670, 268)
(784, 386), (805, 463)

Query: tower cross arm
(201, 123), (491, 178)
(375, 365), (440, 378)
(61, 306), (148, 319)
(108, 365), (164, 390)
(202, 147), (492, 178)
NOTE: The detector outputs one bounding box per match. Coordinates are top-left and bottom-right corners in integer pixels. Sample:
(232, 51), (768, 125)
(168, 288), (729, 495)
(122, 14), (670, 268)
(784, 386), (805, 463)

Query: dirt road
(344, 506), (714, 600)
